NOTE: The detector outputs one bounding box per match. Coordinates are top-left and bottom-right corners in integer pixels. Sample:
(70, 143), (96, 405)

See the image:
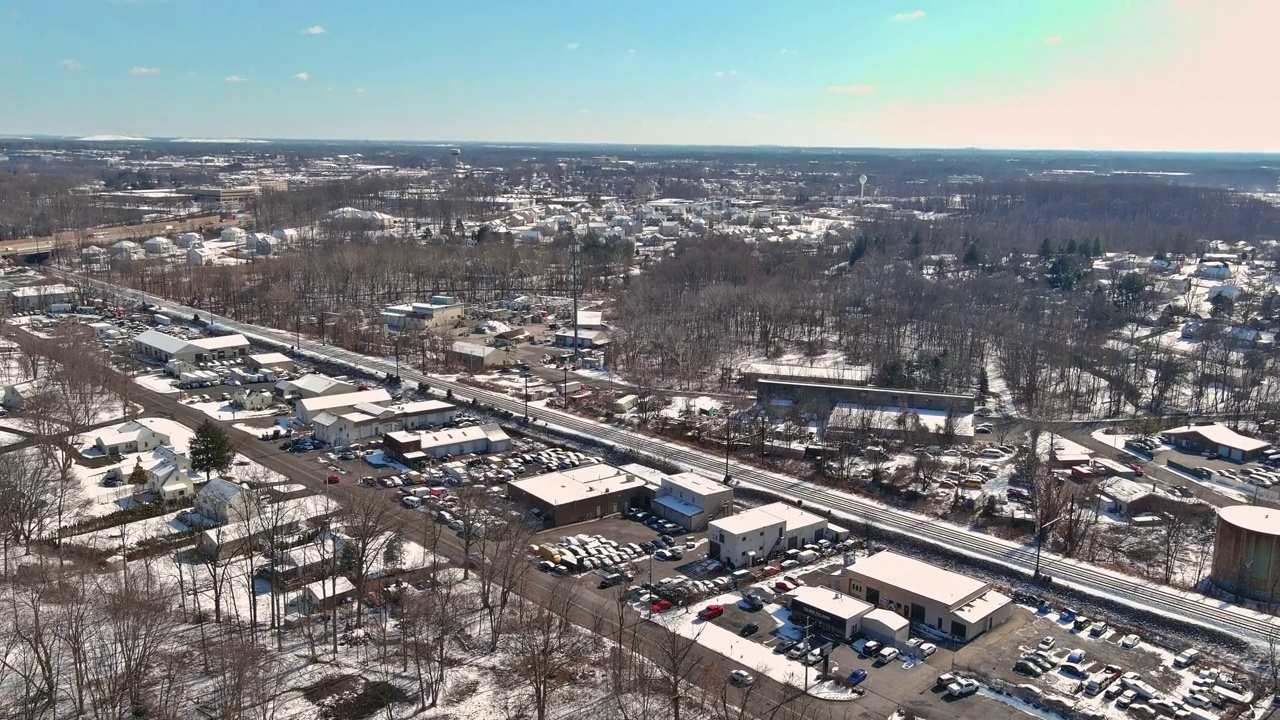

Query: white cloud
(566, 42), (578, 50)
(59, 59), (85, 71)
(1043, 35), (1063, 43)
(224, 75), (249, 83)
(827, 84), (876, 94)
(579, 108), (591, 114)
(302, 25), (325, 35)
(130, 66), (159, 75)
(890, 9), (925, 21)
(355, 87), (365, 95)
(293, 71), (310, 82)
(715, 71), (725, 77)
(779, 48), (798, 56)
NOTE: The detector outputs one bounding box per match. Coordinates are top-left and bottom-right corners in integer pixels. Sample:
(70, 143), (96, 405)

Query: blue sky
(1, 0), (1275, 150)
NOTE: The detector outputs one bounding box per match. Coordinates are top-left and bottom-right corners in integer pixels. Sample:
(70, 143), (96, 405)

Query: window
(849, 582), (862, 593)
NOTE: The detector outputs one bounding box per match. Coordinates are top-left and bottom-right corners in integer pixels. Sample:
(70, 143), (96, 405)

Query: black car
(659, 534), (675, 545)
(773, 638), (799, 654)
(740, 622), (760, 637)
(740, 595), (764, 612)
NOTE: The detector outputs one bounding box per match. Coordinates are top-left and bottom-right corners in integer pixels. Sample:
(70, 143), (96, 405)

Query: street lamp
(1034, 515), (1064, 580)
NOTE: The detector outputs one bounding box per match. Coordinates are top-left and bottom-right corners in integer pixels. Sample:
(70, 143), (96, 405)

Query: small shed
(861, 608), (910, 645)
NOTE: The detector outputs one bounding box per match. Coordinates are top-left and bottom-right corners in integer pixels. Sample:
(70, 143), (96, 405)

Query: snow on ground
(134, 371), (180, 394)
(1035, 432), (1091, 460)
(66, 512), (191, 552)
(660, 395), (724, 419)
(0, 429), (23, 447)
(648, 591), (860, 700)
(186, 398), (280, 421)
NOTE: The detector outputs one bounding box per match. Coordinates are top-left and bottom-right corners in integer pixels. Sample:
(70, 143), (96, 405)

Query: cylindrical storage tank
(1210, 505), (1280, 602)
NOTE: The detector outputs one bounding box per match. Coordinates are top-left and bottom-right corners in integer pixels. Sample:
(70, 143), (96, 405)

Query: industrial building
(1162, 423), (1270, 463)
(707, 502), (828, 569)
(275, 373), (358, 400)
(838, 551), (1013, 642)
(381, 297), (464, 332)
(507, 464), (652, 527)
(245, 352), (296, 373)
(383, 424), (511, 464)
(650, 471), (733, 531)
(754, 379), (976, 443)
(132, 329), (250, 365)
(787, 586), (872, 642)
(311, 400), (457, 447)
(447, 341), (504, 372)
(1211, 505), (1280, 602)
(295, 389), (392, 424)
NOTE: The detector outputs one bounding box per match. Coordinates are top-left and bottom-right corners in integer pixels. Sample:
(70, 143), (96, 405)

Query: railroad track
(54, 269), (1280, 645)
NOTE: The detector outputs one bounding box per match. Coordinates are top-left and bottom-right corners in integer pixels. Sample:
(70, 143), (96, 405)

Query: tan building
(447, 341), (503, 372)
(707, 502), (828, 569)
(650, 471), (733, 531)
(508, 464), (651, 527)
(839, 551), (1012, 642)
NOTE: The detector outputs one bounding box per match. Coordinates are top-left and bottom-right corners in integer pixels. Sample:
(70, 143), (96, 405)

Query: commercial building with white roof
(650, 471), (733, 531)
(295, 389), (392, 424)
(707, 501), (828, 569)
(310, 399), (456, 447)
(787, 585), (872, 641)
(1162, 422), (1270, 463)
(383, 423), (510, 463)
(838, 550), (1013, 642)
(508, 463), (652, 527)
(132, 329), (250, 364)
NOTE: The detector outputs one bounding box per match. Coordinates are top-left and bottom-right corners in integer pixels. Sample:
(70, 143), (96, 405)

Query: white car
(1037, 636), (1056, 651)
(875, 647), (900, 665)
(1119, 634), (1141, 649)
(729, 670), (755, 686)
(918, 642), (937, 658)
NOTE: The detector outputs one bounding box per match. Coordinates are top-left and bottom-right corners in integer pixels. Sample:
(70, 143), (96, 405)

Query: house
(447, 341), (503, 372)
(1162, 423), (1270, 463)
(706, 502), (828, 568)
(187, 247), (218, 266)
(839, 551), (1013, 643)
(272, 227), (299, 243)
(275, 373), (357, 400)
(494, 328), (531, 347)
(10, 284), (75, 310)
(254, 234), (282, 256)
(232, 388), (273, 411)
(81, 245), (107, 266)
(194, 477), (260, 524)
(142, 236), (173, 255)
(143, 446), (198, 500)
(220, 227), (247, 244)
(273, 532), (345, 578)
(109, 240), (141, 256)
(295, 388), (392, 424)
(93, 420), (172, 456)
(1208, 285), (1240, 301)
(299, 577), (355, 612)
(381, 297), (465, 332)
(132, 329), (249, 364)
(1181, 320), (1205, 340)
(1197, 261), (1233, 280)
(553, 328), (609, 350)
(2, 379), (46, 410)
(175, 232), (203, 248)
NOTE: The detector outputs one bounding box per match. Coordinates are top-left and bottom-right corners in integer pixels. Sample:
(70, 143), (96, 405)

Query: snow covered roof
(197, 478), (246, 507)
(1163, 423), (1268, 452)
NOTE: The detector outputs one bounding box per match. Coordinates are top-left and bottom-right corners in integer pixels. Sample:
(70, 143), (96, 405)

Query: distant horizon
(6, 133), (1280, 159)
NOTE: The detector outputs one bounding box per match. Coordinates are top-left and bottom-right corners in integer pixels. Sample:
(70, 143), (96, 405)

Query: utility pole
(570, 237), (581, 361)
(1034, 515), (1064, 580)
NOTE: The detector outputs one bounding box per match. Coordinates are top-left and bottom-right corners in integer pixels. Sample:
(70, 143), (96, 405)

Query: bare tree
(508, 580), (594, 720)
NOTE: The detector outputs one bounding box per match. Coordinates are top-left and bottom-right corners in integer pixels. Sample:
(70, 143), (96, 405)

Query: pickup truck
(947, 678), (979, 698)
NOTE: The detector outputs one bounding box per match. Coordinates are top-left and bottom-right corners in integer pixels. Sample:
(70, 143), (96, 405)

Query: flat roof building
(838, 551), (1013, 642)
(1162, 423), (1270, 463)
(276, 373), (358, 400)
(787, 585), (872, 642)
(650, 471), (733, 532)
(707, 501), (828, 569)
(508, 464), (651, 527)
(133, 329), (250, 365)
(311, 399), (457, 447)
(295, 389), (392, 424)
(383, 423), (510, 464)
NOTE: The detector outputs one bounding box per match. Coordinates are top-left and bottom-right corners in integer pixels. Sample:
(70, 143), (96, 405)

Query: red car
(651, 599), (673, 613)
(773, 581), (792, 593)
(326, 474), (341, 484)
(697, 604), (724, 620)
(1129, 464), (1144, 476)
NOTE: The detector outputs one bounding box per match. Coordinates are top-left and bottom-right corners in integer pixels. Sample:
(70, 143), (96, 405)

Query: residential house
(187, 247), (218, 266)
(81, 245), (107, 267)
(94, 420), (172, 456)
(2, 379), (46, 410)
(194, 477), (260, 524)
(143, 446), (198, 500)
(142, 236), (173, 255)
(175, 232), (203, 248)
(232, 388), (273, 411)
(220, 227), (247, 244)
(11, 284), (75, 310)
(1198, 261), (1233, 280)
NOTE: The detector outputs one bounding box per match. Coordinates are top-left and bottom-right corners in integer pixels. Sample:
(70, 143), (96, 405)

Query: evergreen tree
(189, 419), (235, 481)
(908, 231), (924, 260)
(384, 533), (404, 567)
(962, 242), (982, 268)
(129, 459), (149, 485)
(1039, 237), (1054, 259)
(1090, 237), (1104, 257)
(977, 367), (990, 397)
(1064, 238), (1078, 256)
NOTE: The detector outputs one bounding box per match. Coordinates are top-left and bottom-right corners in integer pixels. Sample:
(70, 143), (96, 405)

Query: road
(53, 268), (1280, 644)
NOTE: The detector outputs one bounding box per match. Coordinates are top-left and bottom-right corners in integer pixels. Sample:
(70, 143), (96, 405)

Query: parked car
(1014, 660), (1043, 677)
(1120, 634), (1142, 649)
(1089, 620), (1109, 637)
(874, 647), (900, 665)
(1117, 690), (1137, 709)
(1037, 636), (1056, 651)
(697, 605), (724, 620)
(326, 474), (340, 484)
(947, 678), (979, 698)
(773, 638), (799, 655)
(861, 640), (883, 657)
(847, 668), (868, 686)
(1067, 648), (1087, 663)
(651, 599), (673, 613)
(740, 622), (759, 636)
(918, 642), (937, 658)
(729, 670), (754, 686)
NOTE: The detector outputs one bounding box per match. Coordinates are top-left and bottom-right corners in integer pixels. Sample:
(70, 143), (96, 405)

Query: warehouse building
(707, 502), (828, 569)
(508, 464), (651, 527)
(383, 423), (511, 464)
(650, 471), (734, 531)
(787, 585), (872, 642)
(1162, 423), (1270, 463)
(276, 373), (358, 400)
(295, 389), (392, 424)
(838, 551), (1012, 642)
(133, 329), (250, 365)
(311, 400), (457, 447)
